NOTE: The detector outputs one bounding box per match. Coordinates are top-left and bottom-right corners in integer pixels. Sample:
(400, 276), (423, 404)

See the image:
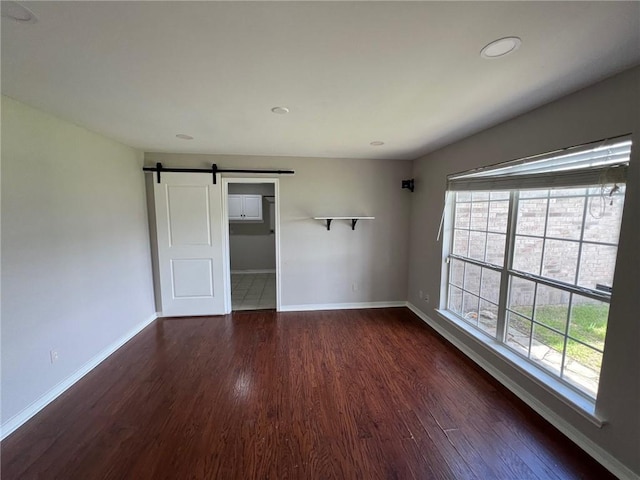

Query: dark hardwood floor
(2, 308), (615, 479)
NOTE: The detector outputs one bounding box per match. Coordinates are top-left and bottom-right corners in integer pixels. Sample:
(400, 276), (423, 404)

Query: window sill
(434, 308), (604, 427)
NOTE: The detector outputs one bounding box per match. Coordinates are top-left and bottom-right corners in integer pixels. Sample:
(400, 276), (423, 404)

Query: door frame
(221, 177), (281, 313)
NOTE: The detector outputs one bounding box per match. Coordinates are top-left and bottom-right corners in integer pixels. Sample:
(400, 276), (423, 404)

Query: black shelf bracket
(314, 217), (374, 231)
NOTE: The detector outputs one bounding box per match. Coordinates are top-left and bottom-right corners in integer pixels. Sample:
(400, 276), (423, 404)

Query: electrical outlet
(50, 349), (59, 364)
(419, 290), (424, 298)
(424, 294), (430, 303)
(352, 282), (360, 292)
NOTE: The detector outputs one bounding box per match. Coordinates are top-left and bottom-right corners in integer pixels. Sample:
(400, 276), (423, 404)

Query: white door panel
(155, 173), (226, 316)
(171, 259), (213, 297)
(167, 186), (211, 245)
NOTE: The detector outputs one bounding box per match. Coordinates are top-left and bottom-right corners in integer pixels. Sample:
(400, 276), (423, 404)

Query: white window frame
(437, 136), (631, 422)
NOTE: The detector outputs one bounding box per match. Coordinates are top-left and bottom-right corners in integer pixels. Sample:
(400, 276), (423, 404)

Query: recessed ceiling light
(176, 134), (194, 140)
(271, 107), (290, 115)
(480, 37), (522, 59)
(370, 141), (385, 146)
(1, 1), (37, 23)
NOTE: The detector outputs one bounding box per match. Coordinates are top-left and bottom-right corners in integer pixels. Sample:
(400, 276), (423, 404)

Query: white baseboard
(0, 312), (159, 440)
(279, 301), (407, 312)
(406, 303), (639, 480)
(231, 269), (276, 274)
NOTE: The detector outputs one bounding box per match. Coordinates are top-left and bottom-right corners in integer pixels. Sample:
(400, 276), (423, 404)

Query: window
(441, 137), (631, 402)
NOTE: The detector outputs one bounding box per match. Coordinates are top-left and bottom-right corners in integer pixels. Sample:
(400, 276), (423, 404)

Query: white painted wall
(1, 97), (156, 430)
(145, 153), (413, 308)
(407, 67), (640, 477)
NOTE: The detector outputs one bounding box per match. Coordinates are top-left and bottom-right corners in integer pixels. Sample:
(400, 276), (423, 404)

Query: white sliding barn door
(154, 173), (226, 316)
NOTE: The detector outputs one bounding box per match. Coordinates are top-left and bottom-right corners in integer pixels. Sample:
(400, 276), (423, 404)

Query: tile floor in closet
(231, 272), (276, 311)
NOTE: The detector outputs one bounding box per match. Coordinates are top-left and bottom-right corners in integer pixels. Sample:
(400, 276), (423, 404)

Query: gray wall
(145, 152), (413, 307)
(407, 67), (640, 475)
(1, 96), (156, 426)
(228, 183), (276, 271)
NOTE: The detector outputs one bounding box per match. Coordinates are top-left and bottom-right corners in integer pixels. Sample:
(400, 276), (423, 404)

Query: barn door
(154, 172), (226, 316)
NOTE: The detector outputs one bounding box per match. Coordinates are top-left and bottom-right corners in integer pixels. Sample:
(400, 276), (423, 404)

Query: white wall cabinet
(228, 194), (263, 221)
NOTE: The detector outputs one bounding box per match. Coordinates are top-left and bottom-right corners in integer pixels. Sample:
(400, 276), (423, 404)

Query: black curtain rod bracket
(402, 179), (415, 192)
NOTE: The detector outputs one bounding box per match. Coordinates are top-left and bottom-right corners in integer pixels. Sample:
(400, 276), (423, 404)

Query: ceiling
(2, 2), (639, 161)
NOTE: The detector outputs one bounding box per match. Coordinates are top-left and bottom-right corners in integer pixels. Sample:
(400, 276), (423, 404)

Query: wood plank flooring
(1, 308), (616, 479)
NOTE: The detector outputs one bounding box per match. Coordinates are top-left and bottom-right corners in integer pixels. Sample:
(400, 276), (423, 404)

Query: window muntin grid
(446, 186), (625, 399)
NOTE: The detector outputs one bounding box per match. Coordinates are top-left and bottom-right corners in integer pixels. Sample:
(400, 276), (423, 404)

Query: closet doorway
(222, 178), (280, 312)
